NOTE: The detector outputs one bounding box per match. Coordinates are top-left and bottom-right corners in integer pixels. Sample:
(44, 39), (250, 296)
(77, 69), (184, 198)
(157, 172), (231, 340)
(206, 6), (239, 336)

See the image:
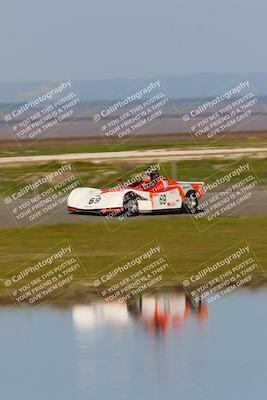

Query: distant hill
(0, 73), (267, 103)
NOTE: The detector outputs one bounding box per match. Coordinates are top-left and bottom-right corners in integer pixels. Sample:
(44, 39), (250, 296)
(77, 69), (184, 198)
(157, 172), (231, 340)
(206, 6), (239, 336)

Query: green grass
(1, 134), (267, 157)
(0, 216), (266, 304)
(1, 157), (267, 194)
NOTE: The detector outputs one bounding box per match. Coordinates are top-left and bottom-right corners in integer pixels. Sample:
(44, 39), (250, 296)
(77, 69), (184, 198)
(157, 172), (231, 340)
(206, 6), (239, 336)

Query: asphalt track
(1, 191), (266, 228)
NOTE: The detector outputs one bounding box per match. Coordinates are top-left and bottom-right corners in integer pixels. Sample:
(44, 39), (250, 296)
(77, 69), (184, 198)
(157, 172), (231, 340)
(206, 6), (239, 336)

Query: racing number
(159, 194), (166, 205)
(89, 194), (101, 204)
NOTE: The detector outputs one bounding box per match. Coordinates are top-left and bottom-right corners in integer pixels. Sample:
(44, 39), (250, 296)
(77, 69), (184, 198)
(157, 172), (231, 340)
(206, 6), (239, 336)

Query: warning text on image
(181, 80), (263, 143)
(1, 241), (87, 306)
(93, 240), (177, 304)
(193, 160), (266, 230)
(2, 163), (80, 230)
(92, 80), (175, 147)
(3, 81), (84, 145)
(182, 241), (263, 306)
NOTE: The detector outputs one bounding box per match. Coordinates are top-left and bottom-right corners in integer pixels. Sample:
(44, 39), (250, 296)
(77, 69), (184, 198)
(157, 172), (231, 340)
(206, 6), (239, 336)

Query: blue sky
(1, 0), (266, 82)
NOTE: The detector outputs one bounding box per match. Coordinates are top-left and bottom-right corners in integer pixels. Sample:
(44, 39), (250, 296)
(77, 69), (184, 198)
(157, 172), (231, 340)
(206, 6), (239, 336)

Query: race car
(67, 167), (204, 216)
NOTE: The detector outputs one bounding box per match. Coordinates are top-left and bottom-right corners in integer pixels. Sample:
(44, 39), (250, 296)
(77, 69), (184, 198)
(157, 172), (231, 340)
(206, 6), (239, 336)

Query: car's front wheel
(123, 192), (139, 216)
(183, 190), (198, 214)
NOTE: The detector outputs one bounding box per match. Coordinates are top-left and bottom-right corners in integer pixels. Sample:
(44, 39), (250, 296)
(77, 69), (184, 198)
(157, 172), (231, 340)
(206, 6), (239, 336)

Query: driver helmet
(142, 168), (160, 183)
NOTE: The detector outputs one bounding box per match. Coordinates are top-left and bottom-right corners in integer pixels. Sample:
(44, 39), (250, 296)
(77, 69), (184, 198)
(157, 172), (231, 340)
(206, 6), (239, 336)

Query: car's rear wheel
(183, 190), (198, 214)
(123, 192), (139, 216)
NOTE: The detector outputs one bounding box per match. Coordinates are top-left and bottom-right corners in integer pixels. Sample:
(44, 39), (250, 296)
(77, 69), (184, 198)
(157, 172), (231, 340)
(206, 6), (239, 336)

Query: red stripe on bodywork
(68, 207), (77, 212)
(99, 208), (124, 213)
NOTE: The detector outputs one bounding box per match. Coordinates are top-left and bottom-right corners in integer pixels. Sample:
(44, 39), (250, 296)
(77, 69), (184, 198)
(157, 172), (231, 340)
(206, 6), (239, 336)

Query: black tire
(123, 192), (139, 216)
(183, 190), (198, 214)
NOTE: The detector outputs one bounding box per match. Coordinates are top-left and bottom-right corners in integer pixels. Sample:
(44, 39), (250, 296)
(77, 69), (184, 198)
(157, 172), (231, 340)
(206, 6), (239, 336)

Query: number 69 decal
(89, 195), (101, 204)
(159, 194), (166, 205)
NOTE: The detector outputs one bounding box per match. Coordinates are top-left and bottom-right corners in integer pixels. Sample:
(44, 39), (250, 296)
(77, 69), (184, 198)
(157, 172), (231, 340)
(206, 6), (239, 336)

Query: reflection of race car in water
(68, 166), (205, 216)
(72, 291), (208, 334)
(127, 292), (208, 333)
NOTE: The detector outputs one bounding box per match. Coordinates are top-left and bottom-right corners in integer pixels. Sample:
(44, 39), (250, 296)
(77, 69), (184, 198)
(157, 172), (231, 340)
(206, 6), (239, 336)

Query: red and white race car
(67, 168), (204, 216)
